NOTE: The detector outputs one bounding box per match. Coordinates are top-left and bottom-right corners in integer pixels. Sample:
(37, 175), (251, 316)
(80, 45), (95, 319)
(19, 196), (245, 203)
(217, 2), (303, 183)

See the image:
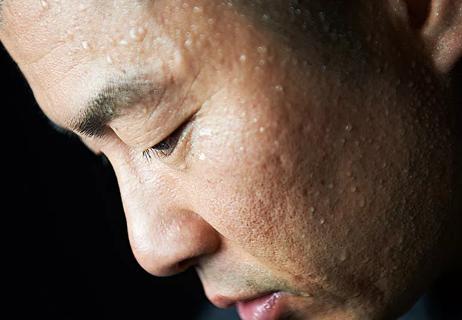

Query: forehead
(0, 0), (269, 129)
(0, 0), (182, 126)
(0, 0), (153, 62)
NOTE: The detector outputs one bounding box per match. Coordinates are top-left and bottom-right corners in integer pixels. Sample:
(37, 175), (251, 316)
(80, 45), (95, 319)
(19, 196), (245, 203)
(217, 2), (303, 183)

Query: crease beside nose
(128, 210), (221, 277)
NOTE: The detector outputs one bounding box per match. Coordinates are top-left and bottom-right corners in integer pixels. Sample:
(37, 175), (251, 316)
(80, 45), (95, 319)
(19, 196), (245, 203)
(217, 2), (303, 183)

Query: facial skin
(1, 0), (461, 319)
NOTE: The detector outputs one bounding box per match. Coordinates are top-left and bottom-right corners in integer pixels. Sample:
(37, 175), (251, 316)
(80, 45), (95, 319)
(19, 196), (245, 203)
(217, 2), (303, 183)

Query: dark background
(3, 44), (210, 319)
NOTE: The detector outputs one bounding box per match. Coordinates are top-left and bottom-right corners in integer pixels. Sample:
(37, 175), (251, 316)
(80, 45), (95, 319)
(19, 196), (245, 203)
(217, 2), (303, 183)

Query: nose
(109, 152), (221, 277)
(127, 208), (221, 277)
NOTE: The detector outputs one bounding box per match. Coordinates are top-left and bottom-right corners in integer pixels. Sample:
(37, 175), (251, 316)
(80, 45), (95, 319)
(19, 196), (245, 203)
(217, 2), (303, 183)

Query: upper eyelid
(142, 115), (196, 161)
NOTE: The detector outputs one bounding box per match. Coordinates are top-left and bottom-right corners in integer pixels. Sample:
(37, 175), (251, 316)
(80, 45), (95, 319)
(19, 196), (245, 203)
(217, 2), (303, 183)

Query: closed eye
(142, 119), (190, 161)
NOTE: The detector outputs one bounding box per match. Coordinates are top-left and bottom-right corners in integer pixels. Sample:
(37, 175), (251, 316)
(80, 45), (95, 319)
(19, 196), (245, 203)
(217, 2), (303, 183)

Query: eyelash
(142, 121), (188, 161)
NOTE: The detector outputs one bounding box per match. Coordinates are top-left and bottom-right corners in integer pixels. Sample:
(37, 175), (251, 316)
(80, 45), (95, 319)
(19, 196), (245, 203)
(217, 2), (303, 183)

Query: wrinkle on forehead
(0, 0), (148, 60)
(0, 0), (59, 62)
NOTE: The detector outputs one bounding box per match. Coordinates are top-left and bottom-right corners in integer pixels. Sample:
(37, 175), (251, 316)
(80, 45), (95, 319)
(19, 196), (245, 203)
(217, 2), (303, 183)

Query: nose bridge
(113, 161), (220, 277)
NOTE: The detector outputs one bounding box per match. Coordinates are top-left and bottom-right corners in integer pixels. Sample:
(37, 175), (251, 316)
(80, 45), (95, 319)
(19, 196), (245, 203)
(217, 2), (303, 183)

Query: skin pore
(1, 1), (461, 319)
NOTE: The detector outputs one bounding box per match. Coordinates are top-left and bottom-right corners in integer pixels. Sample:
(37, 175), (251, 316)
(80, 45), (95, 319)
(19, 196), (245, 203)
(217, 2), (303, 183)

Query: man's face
(1, 1), (458, 319)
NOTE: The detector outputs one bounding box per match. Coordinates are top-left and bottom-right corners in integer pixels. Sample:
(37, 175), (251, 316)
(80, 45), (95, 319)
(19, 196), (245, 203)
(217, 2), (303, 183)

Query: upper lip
(209, 291), (277, 309)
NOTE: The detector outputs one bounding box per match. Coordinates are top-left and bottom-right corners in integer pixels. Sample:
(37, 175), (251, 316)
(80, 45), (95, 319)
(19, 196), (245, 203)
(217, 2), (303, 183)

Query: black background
(3, 44), (208, 319)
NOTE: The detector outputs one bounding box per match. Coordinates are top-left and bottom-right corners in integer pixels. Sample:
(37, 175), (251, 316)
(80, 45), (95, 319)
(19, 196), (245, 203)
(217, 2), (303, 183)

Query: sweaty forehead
(0, 0), (264, 129)
(0, 0), (183, 129)
(0, 0), (150, 63)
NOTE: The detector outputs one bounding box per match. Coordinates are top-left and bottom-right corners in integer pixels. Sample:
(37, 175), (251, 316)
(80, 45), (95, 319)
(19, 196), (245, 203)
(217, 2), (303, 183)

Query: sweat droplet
(129, 26), (147, 42)
(198, 153), (206, 160)
(310, 207), (316, 214)
(40, 0), (49, 9)
(184, 38), (193, 48)
(199, 128), (213, 137)
(274, 85), (284, 92)
(257, 46), (268, 54)
(239, 54), (247, 63)
(78, 3), (88, 11)
(345, 124), (353, 132)
(81, 41), (90, 50)
(262, 14), (270, 21)
(192, 6), (203, 14)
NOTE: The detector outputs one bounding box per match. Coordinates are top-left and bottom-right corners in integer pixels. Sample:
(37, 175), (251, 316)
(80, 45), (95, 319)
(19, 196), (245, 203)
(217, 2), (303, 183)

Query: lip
(236, 292), (287, 320)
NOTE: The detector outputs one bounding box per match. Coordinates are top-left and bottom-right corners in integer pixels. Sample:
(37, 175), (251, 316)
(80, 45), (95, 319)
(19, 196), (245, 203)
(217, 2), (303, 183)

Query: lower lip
(236, 292), (286, 320)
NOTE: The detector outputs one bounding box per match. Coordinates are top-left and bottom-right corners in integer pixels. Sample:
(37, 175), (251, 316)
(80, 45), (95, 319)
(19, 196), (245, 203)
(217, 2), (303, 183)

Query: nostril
(176, 256), (198, 273)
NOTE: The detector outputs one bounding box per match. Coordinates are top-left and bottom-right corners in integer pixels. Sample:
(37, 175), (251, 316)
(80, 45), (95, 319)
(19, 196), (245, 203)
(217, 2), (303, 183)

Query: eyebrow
(69, 77), (162, 138)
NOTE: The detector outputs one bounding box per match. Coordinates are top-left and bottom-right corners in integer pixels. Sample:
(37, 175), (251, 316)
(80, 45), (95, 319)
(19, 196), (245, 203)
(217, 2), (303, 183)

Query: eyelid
(142, 114), (195, 162)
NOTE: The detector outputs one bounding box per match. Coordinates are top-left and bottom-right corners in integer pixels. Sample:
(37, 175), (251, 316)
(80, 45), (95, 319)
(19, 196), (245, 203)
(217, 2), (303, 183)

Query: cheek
(184, 96), (314, 269)
(183, 82), (432, 292)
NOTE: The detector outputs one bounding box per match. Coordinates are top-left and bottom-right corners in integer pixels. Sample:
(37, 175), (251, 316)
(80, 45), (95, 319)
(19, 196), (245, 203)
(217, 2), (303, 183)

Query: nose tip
(128, 212), (220, 277)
